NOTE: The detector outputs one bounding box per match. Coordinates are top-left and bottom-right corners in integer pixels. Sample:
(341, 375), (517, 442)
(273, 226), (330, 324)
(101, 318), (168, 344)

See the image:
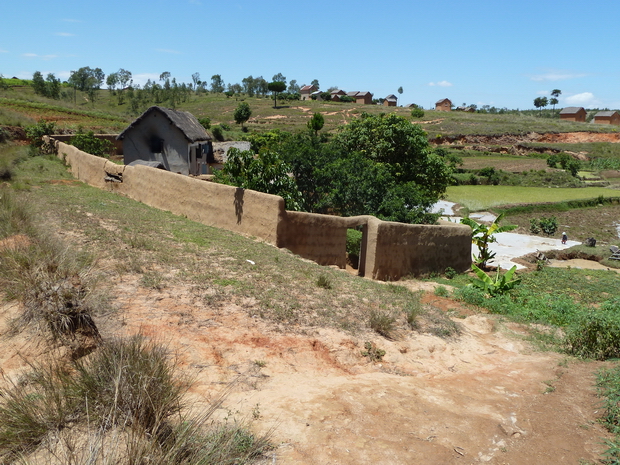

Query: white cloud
(132, 73), (161, 86)
(155, 48), (182, 55)
(22, 53), (58, 60)
(530, 72), (587, 82)
(0, 48), (8, 53)
(55, 32), (75, 37)
(565, 92), (598, 107)
(62, 18), (81, 23)
(428, 80), (452, 87)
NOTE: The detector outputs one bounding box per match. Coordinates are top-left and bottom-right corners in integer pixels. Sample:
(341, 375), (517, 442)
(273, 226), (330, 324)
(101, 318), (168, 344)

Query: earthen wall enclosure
(47, 137), (471, 280)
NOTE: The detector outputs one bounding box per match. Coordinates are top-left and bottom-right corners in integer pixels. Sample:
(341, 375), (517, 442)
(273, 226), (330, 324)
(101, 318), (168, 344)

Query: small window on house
(150, 137), (164, 153)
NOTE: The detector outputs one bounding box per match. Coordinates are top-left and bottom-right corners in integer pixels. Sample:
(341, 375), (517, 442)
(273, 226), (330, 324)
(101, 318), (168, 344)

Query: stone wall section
(47, 136), (471, 280)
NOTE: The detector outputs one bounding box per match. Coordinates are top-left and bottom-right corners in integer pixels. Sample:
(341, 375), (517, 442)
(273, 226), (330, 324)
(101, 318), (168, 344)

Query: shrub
(346, 228), (362, 266)
(403, 292), (423, 329)
(70, 129), (112, 158)
(529, 218), (541, 234)
(444, 267), (456, 279)
(361, 341), (386, 361)
(212, 125), (224, 141)
(538, 216), (558, 236)
(564, 306), (620, 360)
(454, 285), (486, 306)
(411, 107), (425, 118)
(0, 336), (272, 463)
(24, 119), (56, 153)
(546, 154), (559, 168)
(316, 273), (333, 290)
(558, 153), (571, 169)
(198, 117), (211, 129)
(566, 159), (581, 177)
(0, 190), (101, 346)
(434, 285), (449, 297)
(368, 309), (396, 339)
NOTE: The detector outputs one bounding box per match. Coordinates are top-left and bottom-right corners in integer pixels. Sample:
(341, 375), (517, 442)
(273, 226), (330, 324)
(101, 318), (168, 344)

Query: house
(383, 94), (398, 106)
(559, 107), (587, 122)
(117, 106), (213, 176)
(435, 98), (452, 111)
(300, 85), (318, 100)
(456, 106), (475, 112)
(594, 111), (620, 126)
(347, 91), (373, 105)
(330, 89), (346, 102)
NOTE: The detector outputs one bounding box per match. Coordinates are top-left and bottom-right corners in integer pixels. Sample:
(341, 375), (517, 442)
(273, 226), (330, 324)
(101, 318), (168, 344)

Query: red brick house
(330, 89), (346, 102)
(435, 98), (452, 111)
(559, 107), (587, 122)
(594, 111), (620, 126)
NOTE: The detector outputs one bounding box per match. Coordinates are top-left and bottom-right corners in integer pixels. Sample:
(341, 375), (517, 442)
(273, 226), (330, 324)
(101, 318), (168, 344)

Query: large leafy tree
(68, 66), (105, 104)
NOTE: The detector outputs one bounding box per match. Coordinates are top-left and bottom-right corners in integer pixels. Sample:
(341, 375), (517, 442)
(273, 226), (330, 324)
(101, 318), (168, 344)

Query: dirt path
(1, 276), (613, 464)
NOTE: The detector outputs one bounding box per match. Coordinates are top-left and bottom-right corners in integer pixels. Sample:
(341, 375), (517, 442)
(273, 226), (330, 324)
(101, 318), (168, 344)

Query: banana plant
(460, 213), (517, 268)
(471, 264), (521, 296)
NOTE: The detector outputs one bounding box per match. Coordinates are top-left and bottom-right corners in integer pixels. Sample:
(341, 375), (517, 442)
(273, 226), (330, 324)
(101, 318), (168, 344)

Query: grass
(0, 335), (271, 464)
(445, 185), (618, 211)
(597, 365), (620, 464)
(452, 266), (620, 357)
(0, 187), (102, 349)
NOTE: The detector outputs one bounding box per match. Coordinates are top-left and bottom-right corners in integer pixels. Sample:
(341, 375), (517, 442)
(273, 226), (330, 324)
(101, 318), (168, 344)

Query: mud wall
(48, 137), (472, 280)
(365, 218), (472, 280)
(51, 138), (284, 244)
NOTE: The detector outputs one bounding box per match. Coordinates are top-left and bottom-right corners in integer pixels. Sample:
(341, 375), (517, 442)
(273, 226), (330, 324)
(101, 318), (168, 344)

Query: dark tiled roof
(595, 111), (618, 117)
(559, 107), (585, 115)
(117, 106), (211, 142)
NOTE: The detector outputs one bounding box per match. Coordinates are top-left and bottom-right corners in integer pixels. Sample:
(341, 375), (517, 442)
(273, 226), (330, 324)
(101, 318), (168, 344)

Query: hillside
(2, 85), (620, 463)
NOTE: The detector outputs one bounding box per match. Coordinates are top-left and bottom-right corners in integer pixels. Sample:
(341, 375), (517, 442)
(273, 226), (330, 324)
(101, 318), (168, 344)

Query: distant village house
(593, 111), (620, 126)
(435, 98), (452, 112)
(383, 94), (398, 106)
(118, 106), (213, 176)
(559, 107), (587, 123)
(347, 91), (373, 105)
(300, 85), (318, 101)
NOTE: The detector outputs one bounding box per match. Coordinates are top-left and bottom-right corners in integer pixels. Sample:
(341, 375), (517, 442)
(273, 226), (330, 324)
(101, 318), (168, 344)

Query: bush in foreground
(0, 335), (271, 464)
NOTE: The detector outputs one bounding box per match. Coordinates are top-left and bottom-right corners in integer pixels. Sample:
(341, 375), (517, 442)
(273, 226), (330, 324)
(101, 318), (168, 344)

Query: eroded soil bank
(1, 277), (611, 464)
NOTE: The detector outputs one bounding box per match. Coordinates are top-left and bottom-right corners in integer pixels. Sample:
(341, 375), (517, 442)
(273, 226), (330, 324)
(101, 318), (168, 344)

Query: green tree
(307, 112), (324, 135)
(272, 73), (287, 86)
(210, 74), (225, 93)
(68, 67), (105, 104)
(534, 96), (548, 115)
(328, 113), (453, 222)
(233, 102), (252, 130)
(268, 81), (286, 108)
(311, 79), (319, 89)
(397, 86), (403, 104)
(215, 148), (302, 210)
(288, 79), (300, 93)
(31, 71), (47, 96)
(31, 71), (60, 99)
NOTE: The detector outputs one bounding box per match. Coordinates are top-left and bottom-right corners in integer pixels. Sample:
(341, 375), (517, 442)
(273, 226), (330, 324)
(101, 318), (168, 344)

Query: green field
(445, 185), (617, 211)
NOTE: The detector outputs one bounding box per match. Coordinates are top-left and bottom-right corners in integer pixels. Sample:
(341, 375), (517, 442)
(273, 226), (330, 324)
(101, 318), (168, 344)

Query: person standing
(561, 232), (568, 244)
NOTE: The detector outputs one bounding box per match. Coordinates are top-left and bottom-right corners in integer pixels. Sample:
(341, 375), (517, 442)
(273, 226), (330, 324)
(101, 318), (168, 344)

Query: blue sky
(2, 0), (618, 110)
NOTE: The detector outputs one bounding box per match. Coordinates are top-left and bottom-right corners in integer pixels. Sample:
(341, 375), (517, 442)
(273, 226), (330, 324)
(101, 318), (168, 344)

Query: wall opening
(346, 226), (367, 276)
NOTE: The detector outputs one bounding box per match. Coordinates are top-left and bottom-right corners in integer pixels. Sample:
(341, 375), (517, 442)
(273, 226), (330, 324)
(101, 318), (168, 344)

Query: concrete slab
(487, 232), (580, 270)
